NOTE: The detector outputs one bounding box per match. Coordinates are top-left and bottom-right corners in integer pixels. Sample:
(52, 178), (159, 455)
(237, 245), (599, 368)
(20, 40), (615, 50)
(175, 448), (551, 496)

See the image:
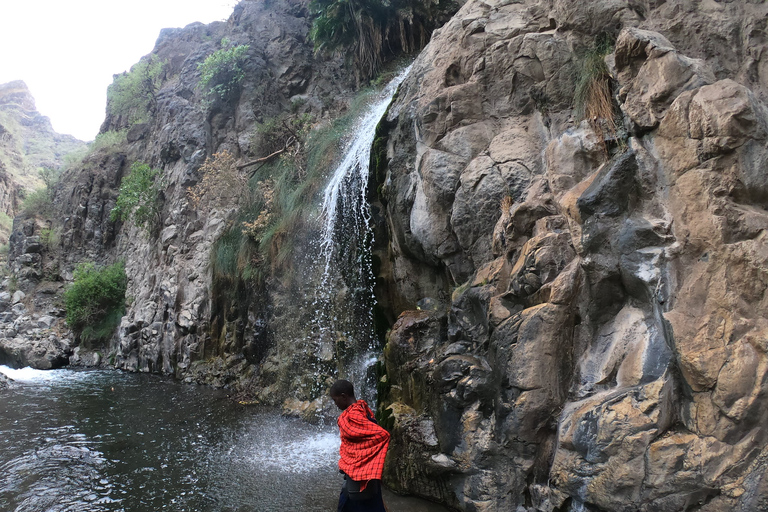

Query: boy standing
(330, 380), (390, 512)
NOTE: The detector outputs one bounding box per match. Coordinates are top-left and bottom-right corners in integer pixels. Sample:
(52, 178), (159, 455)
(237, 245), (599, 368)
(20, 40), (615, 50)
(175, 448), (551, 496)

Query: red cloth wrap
(338, 400), (390, 490)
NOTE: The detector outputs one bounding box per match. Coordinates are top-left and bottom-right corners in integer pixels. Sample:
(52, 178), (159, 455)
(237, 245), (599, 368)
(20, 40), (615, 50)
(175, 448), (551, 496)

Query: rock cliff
(375, 0), (768, 511)
(6, 0), (768, 510)
(8, 0), (363, 397)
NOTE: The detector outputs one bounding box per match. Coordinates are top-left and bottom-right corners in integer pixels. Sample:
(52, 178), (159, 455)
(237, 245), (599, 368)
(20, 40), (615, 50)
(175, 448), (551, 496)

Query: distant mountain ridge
(0, 80), (86, 241)
(0, 80), (86, 204)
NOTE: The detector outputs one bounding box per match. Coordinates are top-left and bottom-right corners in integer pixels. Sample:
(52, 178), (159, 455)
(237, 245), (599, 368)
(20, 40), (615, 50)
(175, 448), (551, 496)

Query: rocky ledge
(0, 286), (72, 370)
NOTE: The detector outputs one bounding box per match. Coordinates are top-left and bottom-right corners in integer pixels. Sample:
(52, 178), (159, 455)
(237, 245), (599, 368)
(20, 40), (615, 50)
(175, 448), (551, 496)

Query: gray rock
(37, 316), (56, 329)
(11, 290), (25, 304)
(0, 336), (70, 370)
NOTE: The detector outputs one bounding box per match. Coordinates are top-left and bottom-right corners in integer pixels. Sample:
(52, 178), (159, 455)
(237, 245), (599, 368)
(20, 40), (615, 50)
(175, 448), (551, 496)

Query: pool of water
(0, 366), (447, 512)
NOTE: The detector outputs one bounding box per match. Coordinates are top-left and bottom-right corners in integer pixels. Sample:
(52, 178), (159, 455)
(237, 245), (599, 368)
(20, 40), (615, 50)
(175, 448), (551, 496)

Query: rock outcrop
(0, 283), (72, 370)
(375, 1), (768, 511)
(9, 0), (361, 393)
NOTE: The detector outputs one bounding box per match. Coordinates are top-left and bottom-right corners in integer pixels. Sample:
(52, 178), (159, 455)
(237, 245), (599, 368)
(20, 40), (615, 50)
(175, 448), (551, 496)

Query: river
(0, 366), (448, 512)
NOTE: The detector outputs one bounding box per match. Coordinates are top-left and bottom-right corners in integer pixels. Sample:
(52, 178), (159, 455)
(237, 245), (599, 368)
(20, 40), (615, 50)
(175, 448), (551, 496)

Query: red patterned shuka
(338, 399), (390, 491)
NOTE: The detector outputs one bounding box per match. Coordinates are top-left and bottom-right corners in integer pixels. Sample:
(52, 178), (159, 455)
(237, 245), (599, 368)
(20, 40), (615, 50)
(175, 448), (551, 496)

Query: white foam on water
(247, 431), (340, 474)
(0, 365), (92, 385)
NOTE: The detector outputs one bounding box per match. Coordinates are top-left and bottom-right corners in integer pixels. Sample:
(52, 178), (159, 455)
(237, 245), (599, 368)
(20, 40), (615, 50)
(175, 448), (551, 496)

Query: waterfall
(312, 66), (411, 401)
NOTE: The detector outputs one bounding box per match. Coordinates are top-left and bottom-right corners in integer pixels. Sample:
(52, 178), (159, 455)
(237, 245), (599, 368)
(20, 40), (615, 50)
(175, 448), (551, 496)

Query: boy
(330, 380), (390, 512)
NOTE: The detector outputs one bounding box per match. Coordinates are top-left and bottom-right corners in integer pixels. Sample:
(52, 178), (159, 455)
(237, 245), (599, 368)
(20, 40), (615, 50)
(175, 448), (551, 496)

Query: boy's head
(329, 379), (356, 410)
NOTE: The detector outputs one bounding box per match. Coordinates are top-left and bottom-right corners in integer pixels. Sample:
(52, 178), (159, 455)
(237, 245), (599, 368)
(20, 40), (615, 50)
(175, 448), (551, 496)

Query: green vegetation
(198, 38), (250, 103)
(309, 0), (455, 80)
(0, 213), (12, 233)
(107, 56), (165, 125)
(21, 167), (60, 218)
(251, 113), (313, 158)
(90, 130), (128, 152)
(210, 87), (379, 294)
(39, 226), (60, 251)
(64, 261), (128, 345)
(56, 130), (128, 176)
(110, 162), (163, 232)
(574, 34), (619, 143)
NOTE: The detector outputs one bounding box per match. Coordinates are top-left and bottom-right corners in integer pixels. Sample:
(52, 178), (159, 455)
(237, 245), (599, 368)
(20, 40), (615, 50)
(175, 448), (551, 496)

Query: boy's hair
(330, 379), (355, 397)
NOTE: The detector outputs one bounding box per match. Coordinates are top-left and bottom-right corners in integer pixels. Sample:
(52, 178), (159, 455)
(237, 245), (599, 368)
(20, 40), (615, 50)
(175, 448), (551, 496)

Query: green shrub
(214, 86), (377, 285)
(107, 55), (165, 125)
(64, 261), (127, 344)
(90, 130), (128, 153)
(309, 0), (456, 80)
(0, 212), (13, 233)
(39, 227), (60, 251)
(110, 162), (163, 232)
(251, 113), (313, 158)
(61, 147), (89, 172)
(198, 39), (250, 103)
(21, 167), (60, 218)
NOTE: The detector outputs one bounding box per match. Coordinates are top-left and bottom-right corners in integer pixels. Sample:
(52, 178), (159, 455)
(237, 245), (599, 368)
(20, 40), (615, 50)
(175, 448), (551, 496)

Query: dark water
(0, 366), (448, 512)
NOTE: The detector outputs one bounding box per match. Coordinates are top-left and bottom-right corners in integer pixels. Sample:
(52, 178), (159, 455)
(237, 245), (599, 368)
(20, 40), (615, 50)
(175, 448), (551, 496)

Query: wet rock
(0, 336), (70, 370)
(577, 150), (639, 219)
(282, 396), (336, 424)
(68, 347), (103, 367)
(377, 2), (768, 510)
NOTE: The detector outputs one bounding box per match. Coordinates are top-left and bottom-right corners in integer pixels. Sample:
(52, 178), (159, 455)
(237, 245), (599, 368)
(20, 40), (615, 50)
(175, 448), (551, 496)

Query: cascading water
(312, 66), (411, 402)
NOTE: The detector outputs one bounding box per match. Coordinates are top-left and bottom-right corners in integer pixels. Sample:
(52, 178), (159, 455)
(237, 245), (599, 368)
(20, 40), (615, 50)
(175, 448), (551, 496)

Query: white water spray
(312, 66), (411, 399)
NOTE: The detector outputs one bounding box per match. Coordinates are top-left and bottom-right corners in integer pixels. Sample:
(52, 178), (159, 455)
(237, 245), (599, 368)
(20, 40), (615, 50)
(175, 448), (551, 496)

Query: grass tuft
(574, 34), (620, 147)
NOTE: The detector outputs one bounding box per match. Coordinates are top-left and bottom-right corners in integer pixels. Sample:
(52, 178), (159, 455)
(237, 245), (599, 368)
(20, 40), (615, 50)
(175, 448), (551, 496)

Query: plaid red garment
(338, 399), (390, 490)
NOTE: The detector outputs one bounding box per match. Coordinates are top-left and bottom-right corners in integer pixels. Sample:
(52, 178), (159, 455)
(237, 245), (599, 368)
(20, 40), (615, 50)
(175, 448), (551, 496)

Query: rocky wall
(9, 0), (358, 391)
(376, 1), (768, 511)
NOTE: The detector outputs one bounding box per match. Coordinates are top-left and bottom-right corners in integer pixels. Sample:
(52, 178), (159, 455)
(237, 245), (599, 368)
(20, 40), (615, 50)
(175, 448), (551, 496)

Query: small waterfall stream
(312, 67), (410, 400)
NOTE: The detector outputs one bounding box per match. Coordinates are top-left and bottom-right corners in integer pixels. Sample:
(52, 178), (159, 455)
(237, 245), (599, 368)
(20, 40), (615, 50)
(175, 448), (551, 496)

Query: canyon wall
(5, 0), (768, 510)
(375, 1), (768, 511)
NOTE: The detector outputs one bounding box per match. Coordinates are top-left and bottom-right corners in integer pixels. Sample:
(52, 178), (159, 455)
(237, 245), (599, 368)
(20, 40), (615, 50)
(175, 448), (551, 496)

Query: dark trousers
(338, 479), (386, 512)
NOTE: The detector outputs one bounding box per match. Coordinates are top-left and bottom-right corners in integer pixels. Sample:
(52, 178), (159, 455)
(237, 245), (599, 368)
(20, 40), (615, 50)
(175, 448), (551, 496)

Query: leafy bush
(198, 39), (250, 103)
(21, 167), (60, 218)
(64, 261), (127, 344)
(110, 162), (163, 232)
(90, 130), (128, 152)
(107, 56), (165, 125)
(39, 227), (60, 251)
(251, 114), (313, 158)
(309, 0), (456, 80)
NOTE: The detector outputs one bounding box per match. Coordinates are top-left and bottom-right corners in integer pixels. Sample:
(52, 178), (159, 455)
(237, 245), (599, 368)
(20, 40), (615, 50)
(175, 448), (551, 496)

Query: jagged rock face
(0, 81), (86, 213)
(377, 1), (768, 511)
(45, 0), (356, 390)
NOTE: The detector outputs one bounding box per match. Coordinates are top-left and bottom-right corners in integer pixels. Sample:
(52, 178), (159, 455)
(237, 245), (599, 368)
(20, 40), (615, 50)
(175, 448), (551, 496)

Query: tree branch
(238, 136), (297, 176)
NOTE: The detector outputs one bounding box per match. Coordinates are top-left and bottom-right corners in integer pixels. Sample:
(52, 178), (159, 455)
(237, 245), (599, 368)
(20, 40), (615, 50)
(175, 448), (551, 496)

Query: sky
(0, 0), (238, 141)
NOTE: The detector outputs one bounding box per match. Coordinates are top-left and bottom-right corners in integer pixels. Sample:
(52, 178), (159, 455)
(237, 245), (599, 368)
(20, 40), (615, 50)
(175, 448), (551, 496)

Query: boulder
(0, 336), (70, 370)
